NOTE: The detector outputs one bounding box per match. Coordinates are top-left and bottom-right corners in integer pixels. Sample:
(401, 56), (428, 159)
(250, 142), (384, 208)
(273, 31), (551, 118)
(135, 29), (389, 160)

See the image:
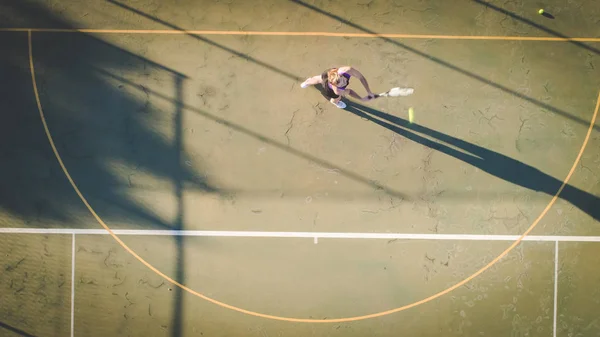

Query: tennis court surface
(1, 0), (599, 336)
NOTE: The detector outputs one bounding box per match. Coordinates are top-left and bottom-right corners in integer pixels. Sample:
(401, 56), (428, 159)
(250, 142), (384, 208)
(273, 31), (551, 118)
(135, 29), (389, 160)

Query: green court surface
(1, 0), (599, 336)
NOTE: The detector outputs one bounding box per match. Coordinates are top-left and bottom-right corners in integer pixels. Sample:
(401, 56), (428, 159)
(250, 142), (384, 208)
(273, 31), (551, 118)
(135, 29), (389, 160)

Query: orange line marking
(28, 28), (600, 323)
(3, 27), (599, 42)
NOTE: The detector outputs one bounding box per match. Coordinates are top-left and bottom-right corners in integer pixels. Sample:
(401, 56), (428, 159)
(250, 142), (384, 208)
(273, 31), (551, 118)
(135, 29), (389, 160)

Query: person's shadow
(334, 97), (599, 221)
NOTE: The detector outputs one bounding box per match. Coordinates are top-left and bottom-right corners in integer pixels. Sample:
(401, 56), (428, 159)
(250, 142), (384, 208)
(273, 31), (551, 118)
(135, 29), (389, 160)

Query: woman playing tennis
(300, 66), (376, 109)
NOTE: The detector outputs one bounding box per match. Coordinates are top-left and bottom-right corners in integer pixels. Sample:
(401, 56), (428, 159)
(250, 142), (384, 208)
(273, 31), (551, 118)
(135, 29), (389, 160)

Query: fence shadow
(0, 1), (219, 336)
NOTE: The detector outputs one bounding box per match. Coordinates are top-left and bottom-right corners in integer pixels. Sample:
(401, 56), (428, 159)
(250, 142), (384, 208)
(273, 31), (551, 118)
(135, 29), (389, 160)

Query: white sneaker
(300, 80), (309, 88)
(331, 100), (346, 109)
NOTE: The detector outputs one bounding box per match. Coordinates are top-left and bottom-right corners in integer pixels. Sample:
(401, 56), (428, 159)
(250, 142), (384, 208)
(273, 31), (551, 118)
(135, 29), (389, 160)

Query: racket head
(388, 87), (414, 97)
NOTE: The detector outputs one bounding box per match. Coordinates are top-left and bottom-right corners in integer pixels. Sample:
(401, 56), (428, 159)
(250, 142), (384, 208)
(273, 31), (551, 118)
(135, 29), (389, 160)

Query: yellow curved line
(3, 27), (599, 42)
(28, 29), (600, 323)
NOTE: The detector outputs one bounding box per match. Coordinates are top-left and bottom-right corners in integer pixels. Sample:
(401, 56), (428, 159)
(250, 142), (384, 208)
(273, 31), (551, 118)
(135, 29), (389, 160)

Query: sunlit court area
(1, 0), (599, 336)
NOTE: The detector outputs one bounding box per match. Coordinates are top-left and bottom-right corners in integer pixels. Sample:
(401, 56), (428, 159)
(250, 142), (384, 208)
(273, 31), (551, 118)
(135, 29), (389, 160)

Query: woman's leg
(300, 75), (323, 88)
(346, 89), (363, 100)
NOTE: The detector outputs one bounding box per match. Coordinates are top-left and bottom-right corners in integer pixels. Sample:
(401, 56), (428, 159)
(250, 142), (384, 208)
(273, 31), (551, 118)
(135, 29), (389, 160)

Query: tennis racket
(374, 87), (414, 98)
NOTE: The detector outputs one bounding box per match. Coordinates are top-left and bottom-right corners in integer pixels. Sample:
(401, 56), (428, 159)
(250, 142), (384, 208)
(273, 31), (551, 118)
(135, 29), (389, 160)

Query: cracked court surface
(1, 0), (599, 336)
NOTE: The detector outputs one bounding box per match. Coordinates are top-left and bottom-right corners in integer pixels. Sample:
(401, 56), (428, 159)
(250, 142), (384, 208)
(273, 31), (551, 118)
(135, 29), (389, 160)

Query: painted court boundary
(3, 227), (600, 243)
(1, 27), (600, 42)
(26, 27), (600, 323)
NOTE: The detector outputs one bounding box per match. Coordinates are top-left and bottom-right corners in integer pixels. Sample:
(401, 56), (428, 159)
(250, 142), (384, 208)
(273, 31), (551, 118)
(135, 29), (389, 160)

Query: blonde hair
(327, 68), (340, 84)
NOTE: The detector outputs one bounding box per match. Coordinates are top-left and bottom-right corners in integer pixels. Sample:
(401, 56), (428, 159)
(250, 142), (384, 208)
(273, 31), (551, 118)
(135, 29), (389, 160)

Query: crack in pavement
(284, 109), (299, 146)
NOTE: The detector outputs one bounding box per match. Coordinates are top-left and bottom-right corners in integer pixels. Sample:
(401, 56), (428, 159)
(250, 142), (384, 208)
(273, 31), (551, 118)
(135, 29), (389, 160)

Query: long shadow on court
(342, 100), (600, 221)
(0, 2), (216, 230)
(472, 0), (600, 56)
(104, 0), (599, 206)
(289, 0), (599, 132)
(101, 0), (414, 200)
(0, 321), (37, 337)
(105, 0), (302, 81)
(0, 1), (210, 336)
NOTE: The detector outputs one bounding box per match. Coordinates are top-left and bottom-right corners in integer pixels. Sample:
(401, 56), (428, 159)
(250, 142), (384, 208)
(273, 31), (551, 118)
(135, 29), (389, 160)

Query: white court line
(1, 228), (600, 242)
(70, 233), (75, 337)
(553, 241), (559, 337)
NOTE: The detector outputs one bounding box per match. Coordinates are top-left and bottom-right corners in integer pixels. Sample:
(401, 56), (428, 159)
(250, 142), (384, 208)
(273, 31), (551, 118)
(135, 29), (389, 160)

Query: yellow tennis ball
(538, 9), (544, 14)
(408, 107), (414, 123)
